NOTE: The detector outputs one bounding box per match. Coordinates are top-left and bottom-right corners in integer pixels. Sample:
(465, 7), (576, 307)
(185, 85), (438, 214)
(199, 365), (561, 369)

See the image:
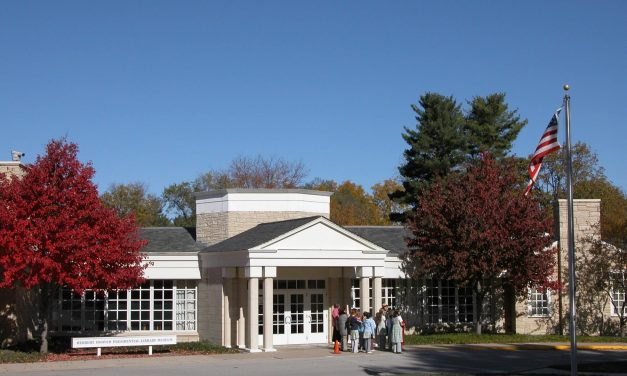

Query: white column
(246, 266), (262, 352)
(360, 277), (370, 314)
(247, 277), (259, 352)
(358, 267), (373, 314)
(262, 266), (276, 352)
(223, 278), (232, 348)
(372, 276), (382, 315)
(237, 276), (246, 349)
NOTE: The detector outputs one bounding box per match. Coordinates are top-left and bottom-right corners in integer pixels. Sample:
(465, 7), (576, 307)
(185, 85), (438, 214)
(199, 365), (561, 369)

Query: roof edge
(194, 188), (333, 199)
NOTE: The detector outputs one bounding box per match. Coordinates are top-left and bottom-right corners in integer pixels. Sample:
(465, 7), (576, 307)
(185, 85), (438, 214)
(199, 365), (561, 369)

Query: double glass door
(271, 291), (326, 345)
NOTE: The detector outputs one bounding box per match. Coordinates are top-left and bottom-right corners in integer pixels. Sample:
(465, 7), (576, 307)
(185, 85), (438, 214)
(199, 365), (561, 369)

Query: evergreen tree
(466, 93), (526, 159)
(391, 92), (528, 222)
(390, 93), (467, 222)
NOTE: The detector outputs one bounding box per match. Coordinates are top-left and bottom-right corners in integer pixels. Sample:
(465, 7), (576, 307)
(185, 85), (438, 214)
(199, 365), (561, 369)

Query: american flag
(524, 108), (562, 196)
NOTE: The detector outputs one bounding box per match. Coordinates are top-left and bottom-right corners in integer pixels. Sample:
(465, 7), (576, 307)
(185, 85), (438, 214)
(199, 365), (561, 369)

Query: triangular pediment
(251, 218), (385, 253)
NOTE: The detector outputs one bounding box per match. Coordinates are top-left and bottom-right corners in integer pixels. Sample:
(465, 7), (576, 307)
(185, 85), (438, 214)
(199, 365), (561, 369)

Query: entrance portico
(201, 216), (388, 352)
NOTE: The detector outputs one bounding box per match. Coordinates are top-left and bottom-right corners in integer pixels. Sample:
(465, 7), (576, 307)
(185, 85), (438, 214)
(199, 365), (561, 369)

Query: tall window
(610, 271), (626, 316)
(130, 282), (151, 330)
(382, 279), (397, 308)
(528, 288), (551, 317)
(176, 280), (197, 330)
(54, 280), (197, 333)
(425, 278), (475, 324)
(351, 279), (373, 310)
(351, 279), (403, 310)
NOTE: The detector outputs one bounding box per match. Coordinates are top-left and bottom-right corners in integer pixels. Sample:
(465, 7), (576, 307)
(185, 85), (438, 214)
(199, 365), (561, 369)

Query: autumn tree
(575, 179), (627, 249)
(0, 139), (146, 352)
(330, 181), (383, 226)
(101, 182), (169, 226)
(576, 233), (627, 335)
(536, 141), (606, 200)
(371, 179), (406, 225)
(405, 155), (556, 334)
(536, 141), (626, 247)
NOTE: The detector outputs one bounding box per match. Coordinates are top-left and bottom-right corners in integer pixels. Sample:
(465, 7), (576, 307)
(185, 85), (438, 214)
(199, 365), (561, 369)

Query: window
(107, 290), (128, 331)
(153, 280), (174, 331)
(610, 271), (626, 316)
(351, 278), (403, 310)
(425, 278), (475, 324)
(84, 291), (105, 331)
(351, 279), (373, 310)
(130, 282), (151, 330)
(54, 280), (197, 333)
(528, 288), (551, 317)
(176, 280), (197, 330)
(457, 285), (474, 323)
(382, 279), (397, 308)
(59, 289), (82, 332)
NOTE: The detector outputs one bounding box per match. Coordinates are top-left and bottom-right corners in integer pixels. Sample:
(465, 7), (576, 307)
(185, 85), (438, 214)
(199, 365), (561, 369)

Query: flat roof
(194, 188), (333, 199)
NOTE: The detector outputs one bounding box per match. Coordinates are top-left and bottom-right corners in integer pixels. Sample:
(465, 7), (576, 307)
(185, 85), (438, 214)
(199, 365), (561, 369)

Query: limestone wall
(197, 265), (224, 344)
(0, 161), (24, 180)
(515, 199), (601, 335)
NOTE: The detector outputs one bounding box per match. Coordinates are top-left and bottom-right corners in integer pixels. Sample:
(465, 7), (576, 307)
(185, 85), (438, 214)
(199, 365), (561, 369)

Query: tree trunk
(39, 283), (51, 354)
(503, 283), (516, 334)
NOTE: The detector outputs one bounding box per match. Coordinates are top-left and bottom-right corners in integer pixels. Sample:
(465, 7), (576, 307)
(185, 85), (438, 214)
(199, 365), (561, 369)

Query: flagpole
(563, 84), (577, 375)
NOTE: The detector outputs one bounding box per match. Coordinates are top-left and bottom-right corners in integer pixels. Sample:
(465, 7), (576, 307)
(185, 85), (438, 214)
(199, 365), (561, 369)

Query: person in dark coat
(337, 308), (349, 351)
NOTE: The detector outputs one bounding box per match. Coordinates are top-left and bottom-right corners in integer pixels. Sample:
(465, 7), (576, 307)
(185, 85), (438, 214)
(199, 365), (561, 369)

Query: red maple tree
(0, 139), (146, 352)
(405, 154), (557, 334)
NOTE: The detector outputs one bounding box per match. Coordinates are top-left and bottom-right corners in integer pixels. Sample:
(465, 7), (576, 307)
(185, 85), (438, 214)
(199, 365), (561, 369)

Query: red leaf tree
(405, 154), (557, 334)
(0, 139), (146, 352)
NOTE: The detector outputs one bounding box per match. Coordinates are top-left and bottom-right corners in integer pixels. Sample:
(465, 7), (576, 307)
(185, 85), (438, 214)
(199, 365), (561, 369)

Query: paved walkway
(2, 343), (626, 375)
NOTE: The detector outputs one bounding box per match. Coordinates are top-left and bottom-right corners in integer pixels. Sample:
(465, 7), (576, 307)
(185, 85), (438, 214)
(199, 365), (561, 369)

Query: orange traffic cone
(334, 340), (340, 354)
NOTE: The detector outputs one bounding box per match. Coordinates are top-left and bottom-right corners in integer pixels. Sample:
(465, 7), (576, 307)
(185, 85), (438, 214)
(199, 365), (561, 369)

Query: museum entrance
(259, 279), (327, 345)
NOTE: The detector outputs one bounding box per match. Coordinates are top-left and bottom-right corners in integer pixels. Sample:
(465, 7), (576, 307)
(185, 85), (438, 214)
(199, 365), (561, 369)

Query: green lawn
(0, 340), (237, 364)
(0, 349), (46, 364)
(403, 333), (627, 345)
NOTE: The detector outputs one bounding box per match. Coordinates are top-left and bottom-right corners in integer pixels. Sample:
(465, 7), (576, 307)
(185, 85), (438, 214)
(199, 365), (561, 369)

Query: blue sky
(2, 1), (626, 194)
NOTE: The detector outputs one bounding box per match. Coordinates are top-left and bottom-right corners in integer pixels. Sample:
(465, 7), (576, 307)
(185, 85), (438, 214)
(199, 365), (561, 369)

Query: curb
(467, 343), (627, 351)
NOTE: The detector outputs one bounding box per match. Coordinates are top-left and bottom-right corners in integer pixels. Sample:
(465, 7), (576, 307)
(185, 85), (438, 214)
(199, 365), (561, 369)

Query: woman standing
(390, 310), (403, 354)
(362, 312), (376, 354)
(349, 308), (362, 353)
(338, 308), (348, 351)
(375, 307), (387, 350)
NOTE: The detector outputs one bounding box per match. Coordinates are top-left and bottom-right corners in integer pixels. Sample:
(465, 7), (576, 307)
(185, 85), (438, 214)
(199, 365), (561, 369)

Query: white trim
(251, 217), (386, 253)
(196, 191), (330, 215)
(143, 254), (200, 280)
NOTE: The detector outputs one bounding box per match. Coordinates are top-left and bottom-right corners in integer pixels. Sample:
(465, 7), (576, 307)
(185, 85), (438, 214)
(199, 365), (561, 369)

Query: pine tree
(466, 93), (526, 159)
(390, 93), (467, 222)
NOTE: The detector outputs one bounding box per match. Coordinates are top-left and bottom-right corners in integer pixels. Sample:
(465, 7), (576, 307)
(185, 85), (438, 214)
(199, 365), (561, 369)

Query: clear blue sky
(2, 1), (626, 194)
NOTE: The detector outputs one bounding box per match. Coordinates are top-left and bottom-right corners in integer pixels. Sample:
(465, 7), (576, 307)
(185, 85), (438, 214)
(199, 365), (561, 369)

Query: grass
(0, 349), (46, 363)
(0, 340), (237, 364)
(165, 341), (239, 355)
(403, 333), (627, 345)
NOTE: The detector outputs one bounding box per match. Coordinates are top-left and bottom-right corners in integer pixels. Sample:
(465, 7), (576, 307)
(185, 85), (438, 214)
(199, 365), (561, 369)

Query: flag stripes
(524, 108), (562, 196)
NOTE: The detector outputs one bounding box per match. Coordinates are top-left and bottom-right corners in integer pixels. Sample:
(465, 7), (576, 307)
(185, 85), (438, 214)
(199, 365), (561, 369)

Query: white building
(0, 167), (612, 350)
(50, 189), (606, 350)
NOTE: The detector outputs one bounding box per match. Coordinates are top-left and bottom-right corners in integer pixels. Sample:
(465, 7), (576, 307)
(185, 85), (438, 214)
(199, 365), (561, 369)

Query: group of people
(332, 304), (404, 354)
